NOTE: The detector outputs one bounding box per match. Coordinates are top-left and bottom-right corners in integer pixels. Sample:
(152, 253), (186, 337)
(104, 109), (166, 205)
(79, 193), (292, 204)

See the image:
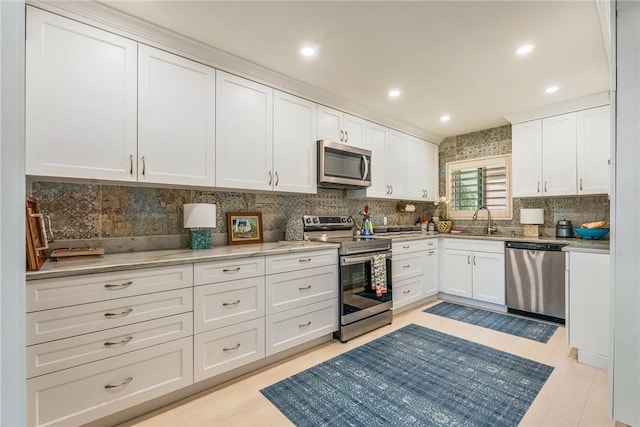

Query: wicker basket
(436, 220), (453, 233)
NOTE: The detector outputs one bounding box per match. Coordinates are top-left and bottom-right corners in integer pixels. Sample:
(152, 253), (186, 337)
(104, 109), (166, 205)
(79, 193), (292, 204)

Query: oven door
(318, 140), (371, 188)
(340, 251), (392, 326)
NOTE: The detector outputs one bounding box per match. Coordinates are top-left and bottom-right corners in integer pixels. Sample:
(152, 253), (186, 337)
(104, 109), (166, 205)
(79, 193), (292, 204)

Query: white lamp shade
(520, 208), (544, 225)
(184, 203), (216, 228)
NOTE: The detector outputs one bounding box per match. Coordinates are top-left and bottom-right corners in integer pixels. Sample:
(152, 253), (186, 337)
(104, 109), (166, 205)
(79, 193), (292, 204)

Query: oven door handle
(341, 252), (392, 266)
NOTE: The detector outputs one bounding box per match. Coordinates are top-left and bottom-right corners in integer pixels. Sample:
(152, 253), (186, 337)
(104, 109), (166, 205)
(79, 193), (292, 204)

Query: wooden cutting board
(25, 196), (47, 271)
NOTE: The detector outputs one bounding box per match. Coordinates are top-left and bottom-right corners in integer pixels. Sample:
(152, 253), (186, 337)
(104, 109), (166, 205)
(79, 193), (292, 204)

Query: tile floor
(120, 300), (617, 427)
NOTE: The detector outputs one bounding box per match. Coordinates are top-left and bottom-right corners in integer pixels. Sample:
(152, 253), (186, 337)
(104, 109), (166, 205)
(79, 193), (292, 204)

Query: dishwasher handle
(505, 241), (567, 251)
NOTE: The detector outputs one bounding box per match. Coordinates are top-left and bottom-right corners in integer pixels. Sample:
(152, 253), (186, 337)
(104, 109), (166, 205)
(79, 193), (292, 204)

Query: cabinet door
(542, 113), (577, 196)
(387, 130), (407, 198)
(138, 45), (215, 186)
(317, 105), (344, 142)
(343, 114), (366, 148)
(577, 106), (610, 195)
(26, 7), (137, 181)
(216, 71), (273, 190)
(471, 251), (505, 305)
(442, 249), (473, 298)
(424, 141), (439, 201)
(423, 248), (438, 297)
(404, 136), (426, 201)
(512, 121), (543, 197)
(364, 122), (390, 198)
(273, 91), (317, 193)
(569, 252), (610, 361)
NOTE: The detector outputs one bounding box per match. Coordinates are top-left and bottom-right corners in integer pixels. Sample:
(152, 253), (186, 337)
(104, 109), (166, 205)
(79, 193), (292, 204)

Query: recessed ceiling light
(545, 86), (559, 94)
(301, 46), (315, 57)
(516, 44), (534, 55)
(440, 115), (451, 122)
(389, 89), (401, 98)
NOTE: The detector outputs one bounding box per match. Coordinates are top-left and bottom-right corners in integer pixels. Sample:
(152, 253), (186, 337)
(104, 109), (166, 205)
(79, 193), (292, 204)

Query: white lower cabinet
(391, 239), (438, 310)
(567, 251), (610, 370)
(27, 337), (193, 427)
(194, 318), (265, 382)
(442, 239), (505, 305)
(266, 299), (338, 356)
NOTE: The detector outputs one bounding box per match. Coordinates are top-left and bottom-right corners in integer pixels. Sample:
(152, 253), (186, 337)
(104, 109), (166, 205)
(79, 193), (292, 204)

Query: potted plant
(433, 196), (453, 233)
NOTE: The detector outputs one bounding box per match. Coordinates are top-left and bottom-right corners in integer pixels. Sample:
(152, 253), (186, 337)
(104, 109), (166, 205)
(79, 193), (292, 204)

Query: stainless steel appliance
(505, 241), (567, 322)
(556, 220), (574, 238)
(303, 215), (392, 342)
(317, 140), (371, 189)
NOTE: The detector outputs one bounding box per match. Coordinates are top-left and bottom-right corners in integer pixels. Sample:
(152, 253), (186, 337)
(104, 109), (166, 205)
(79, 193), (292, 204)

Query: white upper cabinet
(215, 71), (273, 191)
(512, 121), (543, 197)
(542, 113), (577, 196)
(138, 45), (215, 186)
(273, 91), (318, 194)
(26, 7), (137, 181)
(405, 136), (438, 201)
(362, 122), (389, 198)
(386, 130), (407, 198)
(317, 105), (365, 147)
(512, 107), (609, 198)
(577, 106), (610, 195)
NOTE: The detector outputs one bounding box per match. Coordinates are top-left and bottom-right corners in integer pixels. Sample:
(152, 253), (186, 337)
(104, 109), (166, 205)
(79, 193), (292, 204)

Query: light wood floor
(120, 300), (617, 427)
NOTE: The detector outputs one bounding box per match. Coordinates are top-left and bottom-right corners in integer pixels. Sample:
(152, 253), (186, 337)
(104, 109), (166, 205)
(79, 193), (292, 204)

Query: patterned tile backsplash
(31, 123), (609, 251)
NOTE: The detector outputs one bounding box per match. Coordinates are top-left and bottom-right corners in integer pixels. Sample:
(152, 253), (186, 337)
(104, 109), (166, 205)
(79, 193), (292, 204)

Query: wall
(31, 182), (428, 252)
(438, 124), (610, 235)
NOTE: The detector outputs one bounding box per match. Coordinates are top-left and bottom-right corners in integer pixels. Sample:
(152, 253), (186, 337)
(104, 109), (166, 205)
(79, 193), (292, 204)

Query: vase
(436, 220), (453, 233)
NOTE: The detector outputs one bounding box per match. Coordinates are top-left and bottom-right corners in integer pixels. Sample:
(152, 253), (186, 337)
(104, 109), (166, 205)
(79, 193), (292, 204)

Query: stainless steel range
(303, 215), (392, 342)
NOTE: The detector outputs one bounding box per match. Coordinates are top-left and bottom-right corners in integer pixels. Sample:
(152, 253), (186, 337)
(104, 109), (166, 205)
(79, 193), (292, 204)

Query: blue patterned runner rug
(261, 324), (553, 427)
(425, 301), (558, 343)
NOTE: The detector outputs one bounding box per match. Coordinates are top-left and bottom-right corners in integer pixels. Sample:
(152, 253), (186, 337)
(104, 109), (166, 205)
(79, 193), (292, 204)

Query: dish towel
(371, 253), (387, 297)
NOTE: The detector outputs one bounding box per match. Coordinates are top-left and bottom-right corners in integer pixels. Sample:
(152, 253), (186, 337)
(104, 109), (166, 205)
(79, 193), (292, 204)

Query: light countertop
(26, 241), (339, 281)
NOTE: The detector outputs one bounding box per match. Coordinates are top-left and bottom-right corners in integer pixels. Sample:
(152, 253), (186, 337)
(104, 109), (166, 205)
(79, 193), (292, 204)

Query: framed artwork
(227, 212), (263, 245)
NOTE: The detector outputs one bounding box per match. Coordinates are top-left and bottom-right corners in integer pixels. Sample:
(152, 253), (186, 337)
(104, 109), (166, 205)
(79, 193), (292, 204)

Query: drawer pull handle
(403, 290), (411, 294)
(223, 343), (241, 352)
(104, 376), (133, 389)
(104, 336), (133, 347)
(299, 285), (312, 291)
(298, 258), (312, 263)
(403, 264), (410, 269)
(428, 251), (435, 255)
(222, 267), (241, 273)
(403, 245), (410, 249)
(299, 321), (311, 328)
(427, 242), (434, 246)
(222, 300), (241, 307)
(104, 308), (133, 318)
(104, 281), (133, 290)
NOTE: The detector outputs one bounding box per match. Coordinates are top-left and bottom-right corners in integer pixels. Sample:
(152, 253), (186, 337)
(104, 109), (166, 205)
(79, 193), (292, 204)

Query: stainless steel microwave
(317, 140), (372, 189)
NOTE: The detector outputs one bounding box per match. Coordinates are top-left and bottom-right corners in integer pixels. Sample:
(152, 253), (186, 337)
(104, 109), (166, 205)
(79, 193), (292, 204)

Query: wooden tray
(25, 196), (48, 271)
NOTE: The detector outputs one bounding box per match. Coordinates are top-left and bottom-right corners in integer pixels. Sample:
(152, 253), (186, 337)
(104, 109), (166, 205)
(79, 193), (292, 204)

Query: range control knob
(312, 217), (319, 223)
(305, 217), (312, 224)
(347, 217), (353, 223)
(341, 217), (347, 223)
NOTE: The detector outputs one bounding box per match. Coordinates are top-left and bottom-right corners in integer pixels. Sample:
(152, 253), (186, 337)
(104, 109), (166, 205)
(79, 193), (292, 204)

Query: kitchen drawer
(443, 238), (504, 253)
(27, 337), (193, 427)
(392, 239), (430, 255)
(265, 265), (338, 315)
(266, 298), (338, 356)
(265, 249), (337, 275)
(27, 265), (193, 312)
(393, 275), (424, 308)
(194, 276), (265, 334)
(27, 312), (193, 378)
(27, 288), (193, 345)
(392, 252), (424, 281)
(193, 318), (265, 382)
(194, 257), (265, 285)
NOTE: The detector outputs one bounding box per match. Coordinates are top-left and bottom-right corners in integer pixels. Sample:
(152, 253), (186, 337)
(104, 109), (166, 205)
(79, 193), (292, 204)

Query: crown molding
(503, 91), (610, 124)
(27, 0), (443, 144)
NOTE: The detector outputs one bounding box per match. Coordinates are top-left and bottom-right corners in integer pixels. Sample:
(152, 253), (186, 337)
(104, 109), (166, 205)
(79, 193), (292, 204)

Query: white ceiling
(98, 0), (610, 140)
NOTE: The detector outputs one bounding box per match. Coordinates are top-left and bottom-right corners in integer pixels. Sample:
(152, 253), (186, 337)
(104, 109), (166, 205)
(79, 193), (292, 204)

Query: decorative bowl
(573, 227), (610, 240)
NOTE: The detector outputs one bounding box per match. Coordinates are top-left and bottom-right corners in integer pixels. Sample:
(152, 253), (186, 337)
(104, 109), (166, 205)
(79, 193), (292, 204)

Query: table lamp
(184, 203), (216, 249)
(520, 208), (544, 237)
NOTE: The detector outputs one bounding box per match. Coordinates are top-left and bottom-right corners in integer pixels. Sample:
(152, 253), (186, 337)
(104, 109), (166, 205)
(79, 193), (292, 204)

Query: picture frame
(227, 212), (263, 245)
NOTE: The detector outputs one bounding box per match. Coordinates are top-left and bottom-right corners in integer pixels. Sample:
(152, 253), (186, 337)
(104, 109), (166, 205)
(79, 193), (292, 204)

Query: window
(446, 154), (512, 220)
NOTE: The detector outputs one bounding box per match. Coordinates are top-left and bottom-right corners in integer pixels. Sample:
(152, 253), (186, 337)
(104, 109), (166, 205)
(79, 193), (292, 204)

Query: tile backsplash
(31, 123), (610, 251)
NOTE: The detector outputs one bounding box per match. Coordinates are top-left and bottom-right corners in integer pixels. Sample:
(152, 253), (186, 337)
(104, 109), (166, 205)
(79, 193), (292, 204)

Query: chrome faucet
(472, 206), (498, 235)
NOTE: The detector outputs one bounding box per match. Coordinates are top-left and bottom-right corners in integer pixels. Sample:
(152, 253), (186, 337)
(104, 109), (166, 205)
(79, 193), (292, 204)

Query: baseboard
(437, 293), (508, 313)
(578, 349), (609, 370)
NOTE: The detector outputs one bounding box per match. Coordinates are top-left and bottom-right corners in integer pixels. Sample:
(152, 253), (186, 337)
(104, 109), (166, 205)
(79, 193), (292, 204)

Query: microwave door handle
(361, 155), (369, 180)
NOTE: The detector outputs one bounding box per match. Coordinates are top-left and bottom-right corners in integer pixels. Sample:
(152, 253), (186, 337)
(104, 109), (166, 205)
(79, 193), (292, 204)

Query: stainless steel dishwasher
(505, 241), (567, 322)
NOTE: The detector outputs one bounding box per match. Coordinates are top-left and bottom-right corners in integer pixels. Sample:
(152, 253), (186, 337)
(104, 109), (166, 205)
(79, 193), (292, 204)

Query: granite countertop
(386, 232), (609, 254)
(26, 241), (340, 281)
